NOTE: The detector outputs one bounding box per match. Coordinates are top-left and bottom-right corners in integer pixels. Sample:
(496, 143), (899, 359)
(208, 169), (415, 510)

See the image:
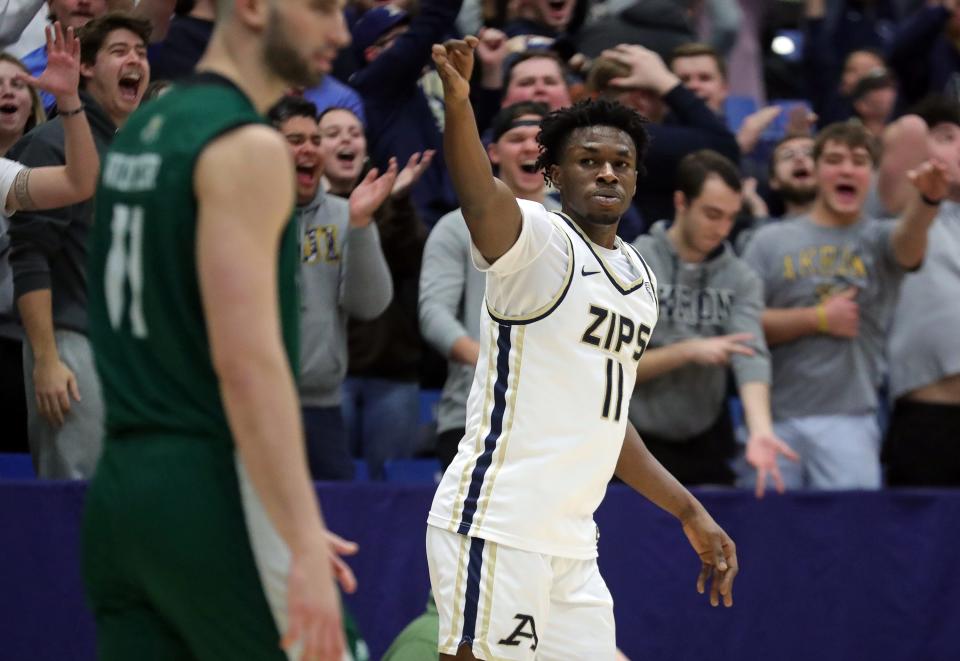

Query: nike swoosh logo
(581, 267), (600, 276)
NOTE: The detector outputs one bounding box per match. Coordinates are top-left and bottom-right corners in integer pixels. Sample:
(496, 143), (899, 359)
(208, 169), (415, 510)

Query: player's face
(927, 121), (960, 194)
(0, 61), (35, 140)
(503, 57), (571, 111)
(814, 140), (873, 219)
(48, 0), (107, 31)
(532, 0), (574, 30)
(676, 175), (741, 257)
(318, 108), (366, 193)
(771, 136), (817, 204)
(81, 29), (149, 125)
(552, 125), (638, 226)
(280, 114), (324, 205)
(488, 117), (544, 198)
(263, 0), (350, 88)
(671, 55), (727, 113)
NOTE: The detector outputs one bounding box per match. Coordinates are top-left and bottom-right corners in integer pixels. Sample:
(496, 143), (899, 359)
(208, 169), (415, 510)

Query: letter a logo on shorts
(499, 614), (539, 651)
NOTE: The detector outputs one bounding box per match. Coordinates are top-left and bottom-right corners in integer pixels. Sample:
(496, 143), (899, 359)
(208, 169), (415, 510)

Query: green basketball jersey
(88, 74), (299, 443)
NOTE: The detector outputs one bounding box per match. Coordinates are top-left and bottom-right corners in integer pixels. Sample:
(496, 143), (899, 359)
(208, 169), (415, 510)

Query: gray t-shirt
(887, 201), (960, 400)
(742, 214), (906, 419)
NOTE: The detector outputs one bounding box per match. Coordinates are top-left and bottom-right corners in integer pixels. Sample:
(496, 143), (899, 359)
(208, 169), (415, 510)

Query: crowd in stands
(1, 2), (959, 658)
(1, 0), (959, 497)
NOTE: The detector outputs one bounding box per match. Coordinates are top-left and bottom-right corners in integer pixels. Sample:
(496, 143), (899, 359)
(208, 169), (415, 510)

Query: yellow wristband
(816, 304), (829, 333)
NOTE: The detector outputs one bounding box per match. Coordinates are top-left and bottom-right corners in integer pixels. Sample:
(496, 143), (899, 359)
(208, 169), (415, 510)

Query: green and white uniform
(82, 73), (364, 660)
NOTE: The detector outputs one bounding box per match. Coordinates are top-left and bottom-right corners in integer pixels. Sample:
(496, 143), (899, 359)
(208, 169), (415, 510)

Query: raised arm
(432, 36), (521, 263)
(195, 125), (346, 660)
(7, 24), (98, 214)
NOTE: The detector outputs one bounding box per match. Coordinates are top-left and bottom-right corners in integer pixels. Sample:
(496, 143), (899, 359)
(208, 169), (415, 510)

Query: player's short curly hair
(534, 99), (649, 187)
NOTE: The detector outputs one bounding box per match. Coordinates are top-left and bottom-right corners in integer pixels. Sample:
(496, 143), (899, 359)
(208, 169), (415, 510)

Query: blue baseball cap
(352, 5), (410, 55)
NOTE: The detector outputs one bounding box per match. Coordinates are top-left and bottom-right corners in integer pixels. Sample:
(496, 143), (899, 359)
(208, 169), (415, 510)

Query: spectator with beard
(741, 122), (948, 491)
(318, 105), (434, 480)
(268, 96), (394, 481)
(878, 96), (960, 486)
(418, 101), (557, 470)
(10, 13), (150, 479)
(736, 134), (818, 250)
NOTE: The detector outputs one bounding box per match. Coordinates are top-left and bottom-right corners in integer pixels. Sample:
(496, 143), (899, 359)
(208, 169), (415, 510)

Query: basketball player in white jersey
(426, 37), (739, 661)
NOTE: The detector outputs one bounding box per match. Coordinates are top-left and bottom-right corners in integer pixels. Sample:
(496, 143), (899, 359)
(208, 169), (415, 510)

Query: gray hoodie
(297, 187), (392, 408)
(629, 220), (770, 440)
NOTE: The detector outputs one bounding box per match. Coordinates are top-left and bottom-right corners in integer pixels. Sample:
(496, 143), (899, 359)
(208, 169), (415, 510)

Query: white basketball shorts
(426, 525), (616, 660)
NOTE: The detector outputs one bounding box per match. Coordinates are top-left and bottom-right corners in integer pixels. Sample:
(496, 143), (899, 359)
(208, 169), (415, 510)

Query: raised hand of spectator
(432, 36), (479, 102)
(784, 105), (818, 137)
(682, 332), (755, 366)
(680, 505), (738, 607)
(34, 356), (81, 427)
(746, 431), (800, 499)
(600, 44), (680, 96)
(391, 150), (436, 199)
(15, 23), (81, 109)
(907, 159), (950, 203)
(349, 157), (399, 227)
(742, 177), (769, 218)
(476, 27), (510, 89)
(820, 287), (859, 337)
(326, 530), (359, 594)
(737, 106), (782, 154)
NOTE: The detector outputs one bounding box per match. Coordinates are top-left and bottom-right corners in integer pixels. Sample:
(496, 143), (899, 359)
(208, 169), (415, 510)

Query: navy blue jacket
(632, 84), (741, 234)
(888, 6), (960, 110)
(349, 0), (463, 227)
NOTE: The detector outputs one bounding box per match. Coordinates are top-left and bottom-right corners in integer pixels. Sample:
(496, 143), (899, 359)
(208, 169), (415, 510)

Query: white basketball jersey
(428, 202), (660, 559)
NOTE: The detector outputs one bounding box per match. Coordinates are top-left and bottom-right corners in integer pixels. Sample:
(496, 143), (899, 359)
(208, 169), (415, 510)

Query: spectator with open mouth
(740, 121), (949, 491)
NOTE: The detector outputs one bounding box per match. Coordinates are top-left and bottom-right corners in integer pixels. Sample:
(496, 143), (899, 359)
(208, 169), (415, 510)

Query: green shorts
(82, 435), (291, 661)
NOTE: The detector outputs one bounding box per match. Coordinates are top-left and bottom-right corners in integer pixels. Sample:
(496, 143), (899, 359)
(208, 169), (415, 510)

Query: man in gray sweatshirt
(270, 96), (394, 480)
(418, 101), (557, 469)
(630, 150), (796, 495)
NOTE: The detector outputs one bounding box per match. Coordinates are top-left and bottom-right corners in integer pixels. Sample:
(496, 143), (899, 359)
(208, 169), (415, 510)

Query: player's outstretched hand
(326, 529), (359, 594)
(283, 543), (346, 661)
(16, 23), (80, 104)
(907, 159), (949, 203)
(348, 157), (399, 227)
(432, 36), (479, 102)
(746, 431), (800, 498)
(392, 150), (435, 199)
(681, 505), (738, 607)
